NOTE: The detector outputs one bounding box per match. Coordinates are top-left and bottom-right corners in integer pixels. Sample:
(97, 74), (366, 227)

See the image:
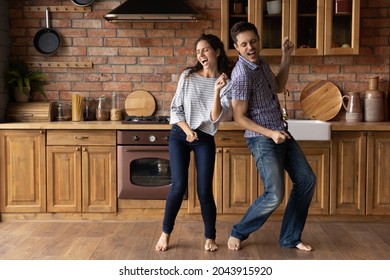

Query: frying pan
(33, 7), (61, 55)
(71, 0), (95, 6)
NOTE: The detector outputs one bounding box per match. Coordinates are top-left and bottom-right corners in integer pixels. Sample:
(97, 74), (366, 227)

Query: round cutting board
(300, 80), (342, 121)
(125, 90), (156, 116)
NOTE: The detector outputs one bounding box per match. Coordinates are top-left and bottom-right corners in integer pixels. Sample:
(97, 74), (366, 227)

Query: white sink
(286, 120), (331, 141)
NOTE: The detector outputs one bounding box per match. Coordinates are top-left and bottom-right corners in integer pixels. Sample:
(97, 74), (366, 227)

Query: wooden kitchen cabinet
(259, 141), (330, 215)
(0, 130), (46, 213)
(330, 131), (367, 215)
(187, 131), (257, 214)
(46, 130), (117, 213)
(366, 132), (390, 215)
(221, 0), (360, 56)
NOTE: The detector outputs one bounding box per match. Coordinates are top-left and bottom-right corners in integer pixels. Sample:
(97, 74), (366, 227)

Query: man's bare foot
(205, 239), (218, 252)
(227, 236), (241, 251)
(155, 232), (170, 251)
(296, 242), (313, 252)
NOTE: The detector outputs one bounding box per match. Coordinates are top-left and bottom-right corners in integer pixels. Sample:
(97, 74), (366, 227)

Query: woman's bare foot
(296, 242), (313, 252)
(205, 239), (218, 252)
(155, 232), (170, 251)
(227, 236), (241, 251)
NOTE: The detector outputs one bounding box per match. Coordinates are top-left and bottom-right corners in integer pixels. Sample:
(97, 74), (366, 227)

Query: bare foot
(155, 232), (170, 251)
(205, 239), (218, 252)
(296, 242), (313, 252)
(227, 236), (241, 251)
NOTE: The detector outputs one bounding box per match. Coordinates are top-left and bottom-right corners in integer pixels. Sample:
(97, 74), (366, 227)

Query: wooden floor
(1, 219), (390, 260)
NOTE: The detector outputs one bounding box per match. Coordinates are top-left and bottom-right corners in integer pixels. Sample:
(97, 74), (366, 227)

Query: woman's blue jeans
(230, 136), (316, 248)
(162, 125), (217, 240)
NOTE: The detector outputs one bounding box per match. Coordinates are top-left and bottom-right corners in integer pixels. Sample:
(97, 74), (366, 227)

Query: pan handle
(45, 7), (50, 29)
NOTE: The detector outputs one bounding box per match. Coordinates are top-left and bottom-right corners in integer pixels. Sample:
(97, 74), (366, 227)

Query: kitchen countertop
(0, 120), (390, 131)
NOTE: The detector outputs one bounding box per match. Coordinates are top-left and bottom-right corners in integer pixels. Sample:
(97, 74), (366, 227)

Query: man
(227, 21), (315, 252)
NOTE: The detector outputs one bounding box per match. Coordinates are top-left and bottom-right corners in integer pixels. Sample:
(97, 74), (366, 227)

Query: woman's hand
(186, 131), (198, 142)
(214, 73), (228, 92)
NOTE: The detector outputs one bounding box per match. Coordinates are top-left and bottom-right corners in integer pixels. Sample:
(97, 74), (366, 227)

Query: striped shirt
(170, 69), (232, 136)
(231, 55), (285, 138)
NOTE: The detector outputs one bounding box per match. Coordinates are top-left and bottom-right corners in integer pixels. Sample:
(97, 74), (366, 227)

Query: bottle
(84, 97), (96, 121)
(110, 92), (122, 121)
(364, 76), (384, 122)
(233, 0), (242, 14)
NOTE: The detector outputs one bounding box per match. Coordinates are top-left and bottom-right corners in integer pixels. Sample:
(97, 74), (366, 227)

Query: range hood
(104, 0), (205, 22)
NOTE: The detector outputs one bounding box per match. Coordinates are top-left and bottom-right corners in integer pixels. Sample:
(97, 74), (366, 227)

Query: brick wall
(8, 0), (390, 119)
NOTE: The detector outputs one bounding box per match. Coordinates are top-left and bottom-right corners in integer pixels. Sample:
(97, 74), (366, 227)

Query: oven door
(117, 145), (172, 199)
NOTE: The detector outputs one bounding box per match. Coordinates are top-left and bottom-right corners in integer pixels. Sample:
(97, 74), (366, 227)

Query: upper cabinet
(221, 0), (360, 56)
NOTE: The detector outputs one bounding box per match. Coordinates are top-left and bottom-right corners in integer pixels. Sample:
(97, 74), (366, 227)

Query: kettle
(343, 91), (363, 122)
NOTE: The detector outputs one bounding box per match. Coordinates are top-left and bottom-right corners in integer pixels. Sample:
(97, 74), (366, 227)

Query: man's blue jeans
(230, 136), (316, 248)
(162, 125), (217, 240)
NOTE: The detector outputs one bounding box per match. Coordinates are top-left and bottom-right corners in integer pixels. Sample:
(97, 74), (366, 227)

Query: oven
(117, 129), (172, 199)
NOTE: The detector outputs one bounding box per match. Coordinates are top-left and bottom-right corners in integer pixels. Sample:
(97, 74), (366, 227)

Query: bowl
(267, 0), (282, 15)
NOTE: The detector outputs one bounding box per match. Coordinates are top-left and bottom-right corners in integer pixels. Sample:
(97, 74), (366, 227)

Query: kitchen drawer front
(47, 130), (116, 146)
(215, 131), (246, 147)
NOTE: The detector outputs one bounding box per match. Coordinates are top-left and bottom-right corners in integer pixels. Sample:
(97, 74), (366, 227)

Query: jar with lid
(84, 97), (96, 121)
(110, 92), (122, 121)
(55, 102), (71, 121)
(95, 96), (109, 121)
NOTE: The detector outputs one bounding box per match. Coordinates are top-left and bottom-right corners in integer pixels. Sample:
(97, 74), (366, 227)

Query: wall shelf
(23, 6), (92, 13)
(27, 61), (93, 68)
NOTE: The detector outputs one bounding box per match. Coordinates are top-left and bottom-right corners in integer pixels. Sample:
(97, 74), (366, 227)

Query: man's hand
(282, 37), (294, 55)
(270, 130), (291, 144)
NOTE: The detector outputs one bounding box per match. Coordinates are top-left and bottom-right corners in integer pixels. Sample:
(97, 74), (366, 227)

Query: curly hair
(185, 33), (234, 79)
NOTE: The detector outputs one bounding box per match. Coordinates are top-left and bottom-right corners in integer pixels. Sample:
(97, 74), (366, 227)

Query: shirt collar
(238, 54), (260, 71)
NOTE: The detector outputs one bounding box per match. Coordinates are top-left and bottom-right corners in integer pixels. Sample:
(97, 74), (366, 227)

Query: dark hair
(230, 21), (259, 44)
(185, 33), (234, 78)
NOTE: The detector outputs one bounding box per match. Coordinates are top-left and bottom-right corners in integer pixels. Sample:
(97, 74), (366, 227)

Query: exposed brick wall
(7, 0), (390, 119)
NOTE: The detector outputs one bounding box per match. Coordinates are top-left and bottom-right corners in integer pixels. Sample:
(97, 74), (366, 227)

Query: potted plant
(3, 59), (49, 102)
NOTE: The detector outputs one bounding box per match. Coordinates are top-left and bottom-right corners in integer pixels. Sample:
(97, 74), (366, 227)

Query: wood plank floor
(1, 220), (390, 260)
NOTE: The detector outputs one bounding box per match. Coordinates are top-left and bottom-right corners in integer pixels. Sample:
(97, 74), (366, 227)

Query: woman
(155, 34), (234, 252)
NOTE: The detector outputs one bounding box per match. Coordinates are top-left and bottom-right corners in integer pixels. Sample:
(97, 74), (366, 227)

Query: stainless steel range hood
(104, 0), (205, 22)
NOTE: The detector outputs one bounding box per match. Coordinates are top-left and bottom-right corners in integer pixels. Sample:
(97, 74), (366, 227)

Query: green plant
(3, 59), (49, 99)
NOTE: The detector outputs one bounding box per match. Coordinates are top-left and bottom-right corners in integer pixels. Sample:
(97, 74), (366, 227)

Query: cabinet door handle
(83, 147), (87, 152)
(74, 136), (89, 140)
(76, 147), (80, 151)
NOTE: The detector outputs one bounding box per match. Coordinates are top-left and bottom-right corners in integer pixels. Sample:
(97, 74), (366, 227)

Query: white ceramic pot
(267, 0), (282, 15)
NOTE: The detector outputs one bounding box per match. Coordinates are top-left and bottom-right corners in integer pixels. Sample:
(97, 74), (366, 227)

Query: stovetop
(121, 115), (170, 124)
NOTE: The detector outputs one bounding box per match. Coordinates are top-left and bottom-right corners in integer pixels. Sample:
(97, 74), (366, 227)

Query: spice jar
(84, 97), (96, 121)
(96, 96), (109, 121)
(110, 92), (122, 121)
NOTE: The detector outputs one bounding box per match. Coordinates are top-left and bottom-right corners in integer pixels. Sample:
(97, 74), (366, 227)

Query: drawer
(47, 130), (116, 146)
(215, 131), (246, 147)
(7, 102), (53, 122)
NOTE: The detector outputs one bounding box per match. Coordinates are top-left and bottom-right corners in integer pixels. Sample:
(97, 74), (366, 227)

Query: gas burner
(122, 115), (170, 124)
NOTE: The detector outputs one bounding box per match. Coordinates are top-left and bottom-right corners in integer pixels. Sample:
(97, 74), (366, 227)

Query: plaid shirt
(231, 55), (285, 138)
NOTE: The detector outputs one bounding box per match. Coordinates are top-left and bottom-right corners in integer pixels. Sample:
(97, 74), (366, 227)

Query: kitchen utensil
(343, 91), (362, 113)
(33, 7), (61, 55)
(300, 80), (342, 121)
(125, 90), (156, 116)
(71, 0), (95, 7)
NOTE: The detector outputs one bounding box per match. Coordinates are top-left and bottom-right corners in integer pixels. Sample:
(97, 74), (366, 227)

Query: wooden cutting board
(125, 90), (156, 116)
(300, 80), (342, 121)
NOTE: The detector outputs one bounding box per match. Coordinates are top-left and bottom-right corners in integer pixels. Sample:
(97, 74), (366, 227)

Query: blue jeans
(230, 136), (316, 248)
(162, 125), (217, 240)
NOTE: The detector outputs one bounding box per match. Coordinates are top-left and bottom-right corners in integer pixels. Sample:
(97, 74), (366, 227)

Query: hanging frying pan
(33, 7), (61, 55)
(71, 0), (95, 6)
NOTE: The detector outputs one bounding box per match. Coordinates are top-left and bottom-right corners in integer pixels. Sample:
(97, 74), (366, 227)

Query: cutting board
(125, 90), (156, 116)
(300, 80), (342, 121)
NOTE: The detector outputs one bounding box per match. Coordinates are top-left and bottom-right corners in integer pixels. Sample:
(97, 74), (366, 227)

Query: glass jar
(55, 102), (71, 121)
(110, 92), (122, 121)
(96, 96), (109, 121)
(84, 97), (96, 121)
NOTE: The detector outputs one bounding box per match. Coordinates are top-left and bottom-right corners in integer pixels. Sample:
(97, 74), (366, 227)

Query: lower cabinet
(331, 131), (390, 215)
(187, 131), (330, 215)
(46, 130), (117, 213)
(0, 130), (47, 213)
